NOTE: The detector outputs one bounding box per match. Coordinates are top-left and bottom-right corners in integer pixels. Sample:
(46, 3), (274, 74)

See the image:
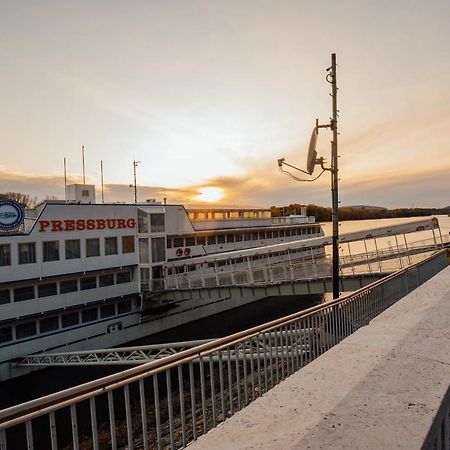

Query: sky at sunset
(1, 1), (449, 208)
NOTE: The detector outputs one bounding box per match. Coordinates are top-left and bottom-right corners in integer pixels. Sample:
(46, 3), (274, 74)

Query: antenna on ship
(82, 145), (86, 185)
(101, 160), (105, 203)
(277, 53), (340, 300)
(129, 160), (141, 204)
(63, 157), (68, 201)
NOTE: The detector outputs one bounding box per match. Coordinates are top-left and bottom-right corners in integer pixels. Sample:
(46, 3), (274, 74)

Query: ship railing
(0, 250), (447, 450)
(163, 235), (444, 290)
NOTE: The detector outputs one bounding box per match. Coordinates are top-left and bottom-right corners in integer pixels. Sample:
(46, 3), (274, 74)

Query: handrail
(0, 249), (446, 429)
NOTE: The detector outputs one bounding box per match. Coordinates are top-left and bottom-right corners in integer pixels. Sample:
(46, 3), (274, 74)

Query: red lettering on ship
(51, 220), (63, 231)
(64, 220), (75, 231)
(39, 220), (50, 232)
(38, 218), (137, 232)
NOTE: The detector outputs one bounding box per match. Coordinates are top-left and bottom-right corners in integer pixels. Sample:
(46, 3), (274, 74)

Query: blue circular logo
(0, 200), (25, 230)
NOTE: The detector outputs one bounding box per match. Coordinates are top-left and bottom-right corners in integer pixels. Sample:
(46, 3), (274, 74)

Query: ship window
(16, 322), (37, 339)
(99, 274), (114, 287)
(217, 235), (225, 244)
(101, 304), (115, 318)
(65, 239), (80, 259)
(38, 283), (57, 298)
(0, 290), (10, 304)
(0, 326), (12, 343)
(80, 276), (97, 290)
(185, 237), (195, 246)
(14, 286), (34, 302)
(173, 237), (183, 248)
(122, 235), (135, 253)
(39, 317), (59, 333)
(243, 233), (251, 241)
(139, 238), (149, 263)
(138, 210), (149, 233)
(196, 236), (206, 245)
(86, 238), (100, 257)
(0, 244), (11, 266)
(226, 234), (234, 243)
(251, 232), (258, 240)
(235, 234), (243, 242)
(105, 237), (118, 255)
(150, 213), (165, 232)
(207, 236), (216, 245)
(43, 241), (59, 262)
(151, 237), (166, 263)
(273, 230), (279, 238)
(285, 229), (291, 237)
(82, 308), (98, 323)
(60, 279), (78, 293)
(117, 271), (131, 284)
(62, 312), (79, 328)
(18, 242), (36, 264)
(118, 300), (132, 314)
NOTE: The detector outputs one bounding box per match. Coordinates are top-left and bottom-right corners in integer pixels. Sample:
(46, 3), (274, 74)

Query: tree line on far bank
(271, 203), (450, 222)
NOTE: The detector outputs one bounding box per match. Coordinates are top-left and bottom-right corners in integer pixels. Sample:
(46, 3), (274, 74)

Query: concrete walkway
(189, 266), (450, 450)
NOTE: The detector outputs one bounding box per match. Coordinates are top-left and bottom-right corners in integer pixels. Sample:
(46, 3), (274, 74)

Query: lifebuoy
(184, 248), (191, 256)
(176, 248), (183, 257)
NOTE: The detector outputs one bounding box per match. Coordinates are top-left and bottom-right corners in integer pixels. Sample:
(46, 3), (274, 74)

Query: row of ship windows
(0, 236), (135, 267)
(166, 226), (321, 248)
(0, 299), (135, 344)
(0, 271), (132, 305)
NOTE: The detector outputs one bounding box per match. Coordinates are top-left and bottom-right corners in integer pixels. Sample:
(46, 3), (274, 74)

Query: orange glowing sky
(1, 1), (449, 207)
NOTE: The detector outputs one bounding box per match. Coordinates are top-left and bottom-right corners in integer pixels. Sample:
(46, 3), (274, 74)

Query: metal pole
(330, 53), (340, 299)
(101, 160), (104, 204)
(133, 160), (138, 204)
(82, 145), (86, 185)
(63, 157), (67, 201)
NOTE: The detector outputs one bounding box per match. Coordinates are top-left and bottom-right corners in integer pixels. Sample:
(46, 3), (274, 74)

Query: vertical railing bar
(299, 318), (305, 368)
(234, 344), (241, 411)
(89, 397), (99, 450)
(70, 404), (79, 450)
(153, 374), (163, 450)
(218, 351), (226, 422)
(242, 341), (248, 406)
(107, 390), (117, 450)
(25, 420), (34, 450)
(189, 361), (197, 441)
(177, 365), (186, 448)
(124, 384), (133, 450)
(294, 320), (300, 370)
(49, 411), (58, 450)
(274, 329), (279, 384)
(262, 333), (268, 392)
(289, 322), (295, 373)
(209, 354), (217, 427)
(139, 379), (149, 450)
(256, 336), (262, 397)
(199, 355), (208, 434)
(0, 429), (6, 450)
(280, 327), (285, 379)
(268, 331), (274, 389)
(166, 370), (175, 450)
(250, 337), (255, 401)
(227, 347), (233, 415)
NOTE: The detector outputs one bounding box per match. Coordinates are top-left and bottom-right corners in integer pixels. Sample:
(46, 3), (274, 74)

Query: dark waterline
(0, 293), (323, 410)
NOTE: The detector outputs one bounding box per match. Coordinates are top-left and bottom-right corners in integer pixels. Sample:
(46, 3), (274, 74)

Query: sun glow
(196, 187), (224, 203)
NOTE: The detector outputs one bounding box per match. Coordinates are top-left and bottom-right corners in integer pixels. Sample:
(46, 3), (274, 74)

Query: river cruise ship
(0, 184), (324, 380)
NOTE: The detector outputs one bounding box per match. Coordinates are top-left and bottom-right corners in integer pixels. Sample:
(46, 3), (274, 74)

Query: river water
(1, 215), (448, 409)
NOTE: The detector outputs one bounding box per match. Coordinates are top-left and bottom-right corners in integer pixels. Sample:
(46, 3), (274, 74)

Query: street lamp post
(130, 160), (141, 204)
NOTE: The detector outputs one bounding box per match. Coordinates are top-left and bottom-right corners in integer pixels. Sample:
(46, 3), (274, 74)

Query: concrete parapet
(189, 266), (450, 449)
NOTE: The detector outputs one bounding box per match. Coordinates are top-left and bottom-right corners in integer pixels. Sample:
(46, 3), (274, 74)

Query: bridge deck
(189, 265), (450, 450)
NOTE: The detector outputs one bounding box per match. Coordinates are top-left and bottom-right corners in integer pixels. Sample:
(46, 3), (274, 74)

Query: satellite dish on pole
(306, 127), (318, 175)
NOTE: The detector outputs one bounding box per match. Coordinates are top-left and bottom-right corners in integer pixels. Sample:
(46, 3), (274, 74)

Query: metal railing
(0, 250), (447, 450)
(164, 242), (440, 291)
